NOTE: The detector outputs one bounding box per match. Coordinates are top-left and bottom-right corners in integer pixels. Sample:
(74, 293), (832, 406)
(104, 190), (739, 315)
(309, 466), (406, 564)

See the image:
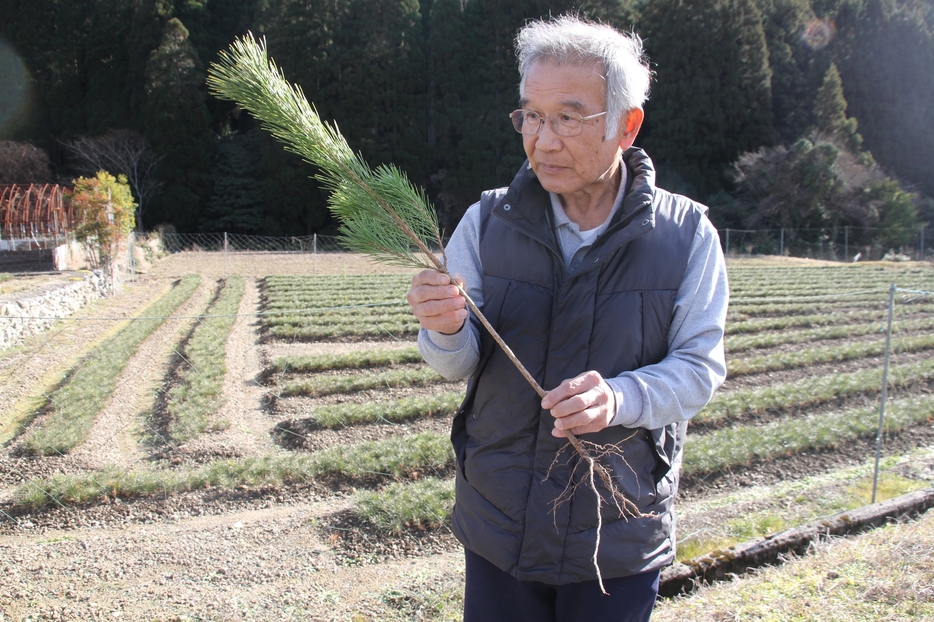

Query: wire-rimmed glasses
(509, 109), (607, 137)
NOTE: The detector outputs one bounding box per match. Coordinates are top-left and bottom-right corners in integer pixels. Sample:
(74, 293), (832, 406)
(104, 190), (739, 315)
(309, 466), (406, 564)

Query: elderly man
(406, 15), (728, 622)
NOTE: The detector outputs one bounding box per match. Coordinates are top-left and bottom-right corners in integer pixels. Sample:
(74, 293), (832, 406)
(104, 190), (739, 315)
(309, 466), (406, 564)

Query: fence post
(921, 225), (926, 261)
(224, 232), (228, 278)
(779, 228), (784, 257)
(872, 283), (897, 504)
(127, 231), (135, 283)
(313, 233), (317, 275)
(725, 229), (729, 256)
(844, 226), (849, 262)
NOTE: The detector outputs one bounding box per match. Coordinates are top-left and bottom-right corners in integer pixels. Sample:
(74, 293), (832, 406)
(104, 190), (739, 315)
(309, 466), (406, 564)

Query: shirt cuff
(606, 375), (644, 428)
(425, 325), (471, 352)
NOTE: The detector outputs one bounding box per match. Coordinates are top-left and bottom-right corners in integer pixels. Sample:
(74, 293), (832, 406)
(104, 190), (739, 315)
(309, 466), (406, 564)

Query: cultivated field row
(1, 258), (932, 620)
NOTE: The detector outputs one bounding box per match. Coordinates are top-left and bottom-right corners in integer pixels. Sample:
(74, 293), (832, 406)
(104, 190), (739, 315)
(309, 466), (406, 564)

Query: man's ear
(618, 108), (644, 150)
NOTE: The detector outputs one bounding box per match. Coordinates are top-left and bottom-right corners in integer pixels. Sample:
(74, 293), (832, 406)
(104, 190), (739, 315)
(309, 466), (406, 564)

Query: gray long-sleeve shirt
(418, 179), (729, 431)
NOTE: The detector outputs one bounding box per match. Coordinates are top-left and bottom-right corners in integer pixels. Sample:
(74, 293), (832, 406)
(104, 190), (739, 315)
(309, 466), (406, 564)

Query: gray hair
(516, 15), (652, 137)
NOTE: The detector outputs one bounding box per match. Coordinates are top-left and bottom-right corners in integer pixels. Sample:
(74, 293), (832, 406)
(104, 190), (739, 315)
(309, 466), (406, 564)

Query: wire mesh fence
(159, 232), (348, 254)
(160, 226), (930, 264)
(0, 224), (928, 278)
(722, 225), (928, 262)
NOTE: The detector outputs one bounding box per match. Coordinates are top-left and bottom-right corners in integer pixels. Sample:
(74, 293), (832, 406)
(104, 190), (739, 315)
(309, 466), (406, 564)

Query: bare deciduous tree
(63, 129), (163, 229)
(0, 141), (53, 184)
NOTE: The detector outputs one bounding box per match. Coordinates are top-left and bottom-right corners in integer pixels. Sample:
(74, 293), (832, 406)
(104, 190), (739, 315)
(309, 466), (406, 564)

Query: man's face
(520, 59), (641, 206)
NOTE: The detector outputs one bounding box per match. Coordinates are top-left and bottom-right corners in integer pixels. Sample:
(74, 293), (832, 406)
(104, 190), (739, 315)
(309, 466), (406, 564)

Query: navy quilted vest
(450, 147), (704, 584)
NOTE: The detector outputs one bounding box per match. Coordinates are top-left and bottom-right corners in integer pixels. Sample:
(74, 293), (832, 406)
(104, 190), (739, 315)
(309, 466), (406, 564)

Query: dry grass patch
(654, 509), (934, 621)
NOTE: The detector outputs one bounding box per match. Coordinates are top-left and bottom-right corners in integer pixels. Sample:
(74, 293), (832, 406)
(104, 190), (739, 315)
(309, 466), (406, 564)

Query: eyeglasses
(509, 109), (607, 137)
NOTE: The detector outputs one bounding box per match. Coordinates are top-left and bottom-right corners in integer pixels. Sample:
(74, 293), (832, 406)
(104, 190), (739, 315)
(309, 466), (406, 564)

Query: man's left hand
(542, 371), (617, 438)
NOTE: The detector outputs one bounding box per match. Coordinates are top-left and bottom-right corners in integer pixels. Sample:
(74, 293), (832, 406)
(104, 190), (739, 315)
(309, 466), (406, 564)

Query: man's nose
(535, 121), (563, 150)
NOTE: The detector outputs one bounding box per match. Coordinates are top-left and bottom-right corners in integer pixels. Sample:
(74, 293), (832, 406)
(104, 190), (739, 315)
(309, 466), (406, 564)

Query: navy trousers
(463, 548), (659, 622)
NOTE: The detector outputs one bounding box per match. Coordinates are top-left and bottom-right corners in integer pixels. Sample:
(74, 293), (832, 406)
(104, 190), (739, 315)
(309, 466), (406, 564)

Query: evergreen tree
(256, 129), (333, 235)
(869, 178), (921, 250)
(257, 0), (429, 234)
(577, 0), (641, 26)
(812, 62), (862, 152)
(757, 0), (830, 143)
(0, 34), (33, 140)
(425, 0), (473, 228)
(82, 2), (143, 132)
(831, 0), (934, 197)
(144, 17), (214, 231)
(0, 0), (89, 144)
(640, 0), (776, 200)
(731, 129), (922, 252)
(255, 0), (346, 234)
(733, 136), (842, 233)
(199, 130), (264, 233)
(0, 0), (174, 153)
(114, 0), (176, 133)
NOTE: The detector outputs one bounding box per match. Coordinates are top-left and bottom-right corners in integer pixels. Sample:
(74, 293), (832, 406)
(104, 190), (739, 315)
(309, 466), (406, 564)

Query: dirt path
(0, 276), (173, 445)
(0, 493), (463, 621)
(67, 278), (220, 470)
(177, 277), (285, 463)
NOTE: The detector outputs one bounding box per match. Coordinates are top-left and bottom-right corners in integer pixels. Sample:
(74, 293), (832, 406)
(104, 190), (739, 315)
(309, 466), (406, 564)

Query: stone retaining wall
(0, 272), (111, 350)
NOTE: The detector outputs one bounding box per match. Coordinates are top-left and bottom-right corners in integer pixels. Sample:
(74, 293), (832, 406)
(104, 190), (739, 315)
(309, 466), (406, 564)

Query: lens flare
(802, 19), (837, 51)
(0, 37), (30, 137)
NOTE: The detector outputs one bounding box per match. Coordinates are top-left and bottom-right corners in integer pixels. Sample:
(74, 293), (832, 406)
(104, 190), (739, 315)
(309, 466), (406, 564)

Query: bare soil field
(1, 252), (932, 621)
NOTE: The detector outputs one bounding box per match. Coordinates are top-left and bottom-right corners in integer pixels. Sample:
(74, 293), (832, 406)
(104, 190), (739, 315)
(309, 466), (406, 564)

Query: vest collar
(491, 148), (658, 263)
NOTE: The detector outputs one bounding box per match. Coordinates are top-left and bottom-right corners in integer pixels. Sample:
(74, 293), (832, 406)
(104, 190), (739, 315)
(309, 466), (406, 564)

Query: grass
(370, 570), (464, 622)
(308, 392), (462, 428)
(727, 330), (934, 376)
(13, 431), (453, 509)
(266, 305), (413, 318)
(337, 402), (934, 544)
(22, 274), (202, 455)
(2, 258), (933, 622)
(676, 512), (789, 561)
(726, 315), (934, 353)
(354, 477), (455, 533)
(652, 510), (934, 621)
(675, 472), (927, 562)
(726, 296), (887, 318)
(677, 443), (934, 518)
(264, 273), (411, 290)
(259, 274), (416, 340)
(268, 318), (420, 340)
(684, 393), (934, 475)
(279, 366), (444, 398)
(696, 357), (934, 425)
(0, 279), (180, 447)
(166, 275), (246, 442)
(726, 308), (893, 334)
(271, 346), (423, 372)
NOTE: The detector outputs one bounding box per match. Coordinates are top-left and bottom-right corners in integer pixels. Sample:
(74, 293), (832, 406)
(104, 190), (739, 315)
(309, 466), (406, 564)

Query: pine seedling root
(544, 434), (649, 594)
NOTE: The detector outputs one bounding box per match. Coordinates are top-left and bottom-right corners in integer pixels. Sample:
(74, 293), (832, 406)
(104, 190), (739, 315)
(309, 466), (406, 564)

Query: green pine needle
(206, 34), (444, 271)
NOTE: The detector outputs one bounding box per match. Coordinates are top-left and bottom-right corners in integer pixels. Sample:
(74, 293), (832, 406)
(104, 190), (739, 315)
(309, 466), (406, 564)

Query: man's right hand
(406, 270), (468, 335)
